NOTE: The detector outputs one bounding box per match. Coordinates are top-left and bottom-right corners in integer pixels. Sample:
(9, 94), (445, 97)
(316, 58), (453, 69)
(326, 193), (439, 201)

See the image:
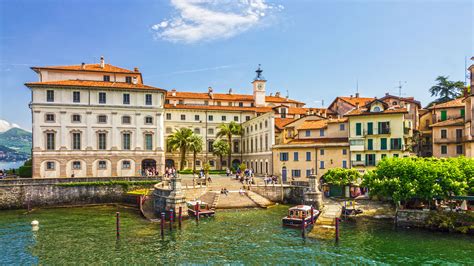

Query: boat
(282, 205), (319, 227)
(187, 200), (215, 217)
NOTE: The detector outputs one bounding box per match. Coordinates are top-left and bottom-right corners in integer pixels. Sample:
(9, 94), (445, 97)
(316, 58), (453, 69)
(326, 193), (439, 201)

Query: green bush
(426, 211), (474, 234)
(321, 168), (361, 186)
(18, 165), (32, 178)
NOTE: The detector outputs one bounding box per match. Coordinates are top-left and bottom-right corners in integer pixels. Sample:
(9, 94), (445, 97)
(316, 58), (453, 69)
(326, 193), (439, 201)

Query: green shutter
(390, 138), (394, 150)
(461, 109), (465, 117)
(381, 138), (387, 150)
(368, 139), (373, 150)
(441, 110), (447, 121)
(378, 122), (382, 134)
(367, 122), (373, 135)
(356, 123), (362, 136)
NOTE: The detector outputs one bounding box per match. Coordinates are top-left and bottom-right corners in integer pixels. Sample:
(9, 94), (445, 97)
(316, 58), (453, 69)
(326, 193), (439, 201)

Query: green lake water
(0, 205), (473, 265)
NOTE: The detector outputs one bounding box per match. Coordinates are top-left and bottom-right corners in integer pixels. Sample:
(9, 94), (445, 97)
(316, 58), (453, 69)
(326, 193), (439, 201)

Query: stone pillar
(304, 174), (323, 210)
(165, 175), (188, 217)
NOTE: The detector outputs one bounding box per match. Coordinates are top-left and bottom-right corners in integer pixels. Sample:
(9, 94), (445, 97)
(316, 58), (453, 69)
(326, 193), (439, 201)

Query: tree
(429, 76), (465, 104)
(321, 168), (361, 186)
(212, 140), (229, 170)
(188, 134), (203, 173)
(167, 128), (194, 170)
(216, 121), (242, 169)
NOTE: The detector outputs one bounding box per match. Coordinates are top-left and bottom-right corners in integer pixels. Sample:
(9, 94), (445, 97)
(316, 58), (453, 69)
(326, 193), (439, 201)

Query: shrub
(321, 168), (361, 186)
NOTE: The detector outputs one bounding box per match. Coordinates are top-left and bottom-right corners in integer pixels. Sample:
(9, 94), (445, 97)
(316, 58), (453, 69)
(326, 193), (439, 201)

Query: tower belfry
(252, 64), (267, 107)
(254, 64), (265, 81)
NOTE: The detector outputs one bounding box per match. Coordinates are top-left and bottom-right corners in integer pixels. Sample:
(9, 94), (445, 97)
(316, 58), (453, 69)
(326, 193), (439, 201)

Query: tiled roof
(345, 107), (408, 116)
(299, 120), (328, 130)
(275, 118), (296, 130)
(429, 118), (465, 127)
(166, 91), (303, 104)
(31, 63), (136, 74)
(428, 98), (465, 109)
(25, 80), (165, 92)
(339, 96), (375, 106)
(286, 138), (349, 144)
(265, 95), (303, 104)
(164, 104), (259, 112)
(326, 117), (348, 123)
(380, 94), (422, 107)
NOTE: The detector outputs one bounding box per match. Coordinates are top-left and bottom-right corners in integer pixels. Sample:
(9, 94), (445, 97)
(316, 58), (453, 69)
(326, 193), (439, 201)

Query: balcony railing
(351, 160), (377, 167)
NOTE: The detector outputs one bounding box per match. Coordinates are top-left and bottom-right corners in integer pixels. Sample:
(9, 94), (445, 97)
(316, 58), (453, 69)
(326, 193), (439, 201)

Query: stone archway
(165, 159), (175, 168)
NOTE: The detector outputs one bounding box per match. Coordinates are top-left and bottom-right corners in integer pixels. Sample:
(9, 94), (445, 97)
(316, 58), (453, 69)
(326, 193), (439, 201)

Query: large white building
(26, 57), (166, 178)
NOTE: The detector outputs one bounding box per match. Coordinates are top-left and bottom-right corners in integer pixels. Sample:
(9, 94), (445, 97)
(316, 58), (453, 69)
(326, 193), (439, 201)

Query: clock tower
(252, 64), (266, 107)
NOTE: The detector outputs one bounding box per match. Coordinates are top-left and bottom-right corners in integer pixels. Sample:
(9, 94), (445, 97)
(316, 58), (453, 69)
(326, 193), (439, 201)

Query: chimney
(134, 67), (139, 72)
(350, 95), (353, 98)
(275, 92), (281, 97)
(132, 77), (138, 85)
(171, 89), (177, 96)
(385, 92), (389, 96)
(355, 92), (359, 98)
(228, 88), (233, 94)
(270, 92), (273, 96)
(100, 56), (105, 68)
(81, 62), (85, 70)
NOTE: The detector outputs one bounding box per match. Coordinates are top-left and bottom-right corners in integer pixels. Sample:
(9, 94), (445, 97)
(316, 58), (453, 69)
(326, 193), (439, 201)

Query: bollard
(169, 209), (174, 231)
(301, 213), (306, 239)
(178, 207), (182, 228)
(310, 207), (314, 224)
(335, 217), (340, 242)
(195, 202), (200, 222)
(161, 212), (165, 238)
(116, 212), (120, 239)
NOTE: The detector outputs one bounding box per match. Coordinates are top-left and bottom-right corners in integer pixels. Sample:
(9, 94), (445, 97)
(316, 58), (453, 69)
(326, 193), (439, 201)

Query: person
(207, 175), (212, 183)
(226, 168), (230, 177)
(224, 188), (229, 196)
(239, 187), (245, 196)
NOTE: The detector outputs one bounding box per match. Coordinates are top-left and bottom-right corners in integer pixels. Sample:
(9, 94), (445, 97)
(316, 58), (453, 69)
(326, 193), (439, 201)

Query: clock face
(257, 84), (263, 90)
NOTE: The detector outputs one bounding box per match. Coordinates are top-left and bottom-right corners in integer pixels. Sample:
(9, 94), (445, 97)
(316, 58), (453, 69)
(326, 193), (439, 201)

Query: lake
(0, 205), (472, 264)
(0, 160), (26, 170)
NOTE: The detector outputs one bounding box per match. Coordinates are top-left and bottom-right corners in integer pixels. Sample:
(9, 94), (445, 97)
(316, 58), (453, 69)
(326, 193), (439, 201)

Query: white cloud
(152, 0), (283, 43)
(0, 119), (21, 133)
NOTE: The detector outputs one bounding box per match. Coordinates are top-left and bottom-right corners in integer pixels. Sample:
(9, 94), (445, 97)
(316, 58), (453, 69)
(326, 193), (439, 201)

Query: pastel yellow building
(346, 99), (413, 172)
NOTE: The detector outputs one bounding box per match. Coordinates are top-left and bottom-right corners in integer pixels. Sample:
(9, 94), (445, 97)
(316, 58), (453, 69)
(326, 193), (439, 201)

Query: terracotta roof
(25, 80), (165, 92)
(286, 138), (349, 144)
(166, 91), (304, 104)
(339, 96), (375, 106)
(265, 96), (303, 104)
(299, 120), (328, 130)
(326, 117), (348, 123)
(275, 118), (296, 130)
(429, 118), (465, 127)
(31, 63), (137, 74)
(164, 103), (258, 112)
(345, 107), (408, 116)
(428, 98), (465, 109)
(380, 94), (422, 107)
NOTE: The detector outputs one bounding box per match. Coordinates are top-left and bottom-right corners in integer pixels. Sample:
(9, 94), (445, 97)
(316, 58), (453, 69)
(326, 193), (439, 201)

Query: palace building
(26, 57), (166, 178)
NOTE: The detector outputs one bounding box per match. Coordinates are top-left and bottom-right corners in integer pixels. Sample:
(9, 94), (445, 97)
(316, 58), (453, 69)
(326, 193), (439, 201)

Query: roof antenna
(356, 79), (359, 94)
(396, 81), (407, 97)
(286, 89), (289, 98)
(465, 56), (469, 87)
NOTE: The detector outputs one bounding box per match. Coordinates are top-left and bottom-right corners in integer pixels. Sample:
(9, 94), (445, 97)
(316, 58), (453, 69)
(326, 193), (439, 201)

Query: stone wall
(0, 177), (160, 210)
(249, 184), (307, 204)
(396, 209), (431, 227)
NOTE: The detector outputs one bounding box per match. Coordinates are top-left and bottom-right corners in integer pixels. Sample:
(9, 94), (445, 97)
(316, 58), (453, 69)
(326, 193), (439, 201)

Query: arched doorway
(232, 159), (241, 170)
(282, 166), (287, 183)
(165, 159), (175, 168)
(142, 159), (157, 173)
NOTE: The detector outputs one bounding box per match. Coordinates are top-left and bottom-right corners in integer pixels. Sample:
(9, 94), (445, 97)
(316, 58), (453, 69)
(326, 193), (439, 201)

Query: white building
(26, 57), (166, 178)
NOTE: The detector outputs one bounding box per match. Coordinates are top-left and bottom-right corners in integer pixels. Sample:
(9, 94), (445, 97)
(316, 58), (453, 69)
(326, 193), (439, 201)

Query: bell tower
(252, 64), (266, 107)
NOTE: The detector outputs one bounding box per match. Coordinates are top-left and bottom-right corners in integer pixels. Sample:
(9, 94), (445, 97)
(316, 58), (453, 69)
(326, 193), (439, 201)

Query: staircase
(246, 191), (274, 208)
(198, 192), (218, 209)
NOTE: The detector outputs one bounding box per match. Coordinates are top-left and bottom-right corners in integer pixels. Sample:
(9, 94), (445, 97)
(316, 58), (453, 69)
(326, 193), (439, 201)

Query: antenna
(465, 56), (469, 87)
(286, 89), (289, 98)
(356, 79), (359, 94)
(396, 81), (407, 97)
(313, 100), (325, 107)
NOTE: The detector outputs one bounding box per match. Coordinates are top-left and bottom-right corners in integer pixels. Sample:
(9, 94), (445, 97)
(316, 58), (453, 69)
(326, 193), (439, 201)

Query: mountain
(0, 119), (22, 133)
(0, 128), (32, 161)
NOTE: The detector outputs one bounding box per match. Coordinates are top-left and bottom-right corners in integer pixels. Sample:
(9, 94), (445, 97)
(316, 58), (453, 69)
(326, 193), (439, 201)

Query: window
(195, 115), (200, 121)
(98, 161), (107, 169)
(195, 160), (201, 167)
(365, 154), (376, 166)
(98, 115), (107, 124)
(356, 154), (362, 161)
(122, 116), (131, 124)
(208, 128), (214, 135)
(234, 116), (239, 122)
(122, 133), (131, 150)
(179, 100), (184, 105)
(73, 91), (80, 103)
(381, 138), (387, 150)
(390, 138), (402, 150)
(204, 101), (209, 106)
(367, 122), (373, 135)
(45, 114), (55, 122)
(145, 134), (153, 150)
(293, 152), (299, 161)
(166, 113), (172, 120)
(320, 149), (325, 156)
(305, 130), (311, 137)
(46, 161), (55, 170)
(208, 115), (214, 121)
(98, 133), (106, 150)
(373, 106), (381, 112)
(228, 102), (233, 106)
(145, 116), (153, 125)
(265, 120), (268, 128)
(291, 169), (301, 177)
(209, 160), (215, 167)
(441, 145), (448, 155)
(280, 152), (289, 161)
(381, 154), (387, 159)
(181, 114), (186, 121)
(98, 92), (106, 104)
(194, 128), (200, 134)
(103, 75), (110, 82)
(72, 161), (81, 170)
(306, 152), (311, 161)
(342, 149), (347, 155)
(339, 124), (345, 131)
(367, 139), (373, 150)
(320, 129), (325, 136)
(208, 140), (214, 152)
(222, 116), (226, 121)
(234, 141), (239, 153)
(355, 123), (362, 136)
(456, 129), (463, 140)
(320, 161), (325, 169)
(46, 90), (54, 102)
(72, 114), (81, 123)
(72, 132), (81, 150)
(246, 116), (251, 121)
(306, 169), (312, 177)
(440, 129), (447, 139)
(378, 122), (390, 134)
(342, 160), (347, 169)
(122, 160), (131, 169)
(123, 93), (130, 105)
(456, 145), (463, 155)
(46, 132), (55, 150)
(216, 101), (221, 106)
(440, 110), (447, 121)
(393, 154), (399, 158)
(145, 94), (152, 105)
(239, 102), (243, 107)
(125, 76), (132, 83)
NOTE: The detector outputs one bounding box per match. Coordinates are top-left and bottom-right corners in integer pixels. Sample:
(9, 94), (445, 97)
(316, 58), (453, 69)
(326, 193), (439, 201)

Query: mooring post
(178, 206), (182, 228)
(335, 217), (340, 242)
(169, 209), (174, 231)
(160, 212), (165, 238)
(116, 212), (120, 239)
(195, 202), (200, 222)
(301, 213), (306, 239)
(310, 207), (314, 224)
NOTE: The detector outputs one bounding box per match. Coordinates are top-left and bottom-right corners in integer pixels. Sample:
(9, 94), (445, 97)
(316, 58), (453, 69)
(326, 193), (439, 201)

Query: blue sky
(0, 0), (472, 130)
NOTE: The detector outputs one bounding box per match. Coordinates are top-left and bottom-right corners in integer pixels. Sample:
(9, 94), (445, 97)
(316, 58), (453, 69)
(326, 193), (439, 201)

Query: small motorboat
(282, 205), (319, 227)
(187, 200), (215, 218)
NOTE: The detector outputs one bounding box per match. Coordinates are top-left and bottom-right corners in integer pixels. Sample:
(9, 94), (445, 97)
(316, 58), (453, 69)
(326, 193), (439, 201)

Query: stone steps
(246, 191), (273, 208)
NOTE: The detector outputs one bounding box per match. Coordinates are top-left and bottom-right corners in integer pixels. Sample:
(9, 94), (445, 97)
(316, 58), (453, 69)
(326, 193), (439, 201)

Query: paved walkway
(308, 199), (342, 239)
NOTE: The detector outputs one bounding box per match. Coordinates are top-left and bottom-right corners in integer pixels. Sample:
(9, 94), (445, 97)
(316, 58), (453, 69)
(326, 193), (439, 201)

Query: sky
(0, 0), (472, 131)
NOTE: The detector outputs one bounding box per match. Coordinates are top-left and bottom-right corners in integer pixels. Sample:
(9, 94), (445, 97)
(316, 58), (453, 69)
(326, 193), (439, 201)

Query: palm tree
(167, 128), (193, 170)
(216, 121), (242, 170)
(188, 134), (203, 172)
(429, 76), (465, 104)
(212, 140), (230, 170)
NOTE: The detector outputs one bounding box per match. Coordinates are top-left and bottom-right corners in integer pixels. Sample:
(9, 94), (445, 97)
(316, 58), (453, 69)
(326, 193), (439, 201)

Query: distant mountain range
(0, 128), (32, 161)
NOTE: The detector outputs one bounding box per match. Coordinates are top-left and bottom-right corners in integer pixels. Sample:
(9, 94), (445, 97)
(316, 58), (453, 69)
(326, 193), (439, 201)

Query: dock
(308, 200), (342, 239)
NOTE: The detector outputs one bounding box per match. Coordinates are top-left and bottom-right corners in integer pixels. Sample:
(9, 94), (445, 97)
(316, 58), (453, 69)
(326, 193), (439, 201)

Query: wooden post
(310, 207), (314, 224)
(178, 206), (182, 228)
(169, 209), (174, 231)
(160, 212), (165, 238)
(335, 217), (339, 242)
(301, 213), (306, 239)
(195, 202), (200, 222)
(116, 212), (120, 239)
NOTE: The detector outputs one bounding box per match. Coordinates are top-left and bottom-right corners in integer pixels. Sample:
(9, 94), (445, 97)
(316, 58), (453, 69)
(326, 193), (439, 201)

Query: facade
(273, 117), (349, 182)
(327, 93), (375, 117)
(26, 57), (166, 178)
(347, 99), (413, 172)
(464, 59), (474, 157)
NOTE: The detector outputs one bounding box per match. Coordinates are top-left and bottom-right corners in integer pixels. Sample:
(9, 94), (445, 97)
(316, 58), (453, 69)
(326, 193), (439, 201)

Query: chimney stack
(385, 92), (389, 96)
(171, 89), (177, 96)
(132, 77), (138, 85)
(81, 62), (85, 70)
(100, 56), (105, 68)
(275, 92), (281, 97)
(228, 88), (233, 94)
(134, 67), (139, 72)
(355, 92), (360, 98)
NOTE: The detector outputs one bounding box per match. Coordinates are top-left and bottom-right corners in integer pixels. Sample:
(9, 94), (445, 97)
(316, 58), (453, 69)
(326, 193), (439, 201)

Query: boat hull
(282, 213), (319, 227)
